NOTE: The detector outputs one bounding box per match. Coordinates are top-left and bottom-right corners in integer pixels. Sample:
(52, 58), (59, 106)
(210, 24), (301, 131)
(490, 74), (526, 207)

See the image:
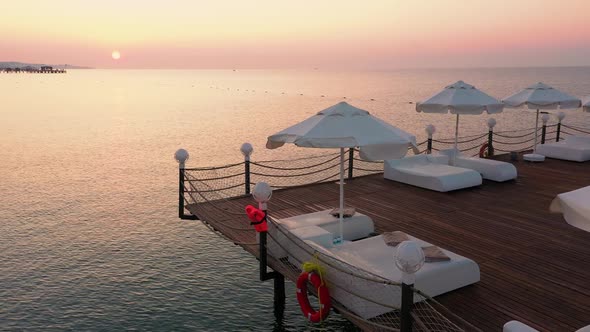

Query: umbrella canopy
(416, 80), (504, 114)
(267, 101), (417, 243)
(503, 82), (581, 110)
(267, 101), (418, 159)
(416, 81), (503, 163)
(503, 83), (581, 155)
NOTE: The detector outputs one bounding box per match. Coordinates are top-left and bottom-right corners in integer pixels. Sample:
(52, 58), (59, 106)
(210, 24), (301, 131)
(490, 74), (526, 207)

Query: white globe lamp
(240, 143), (253, 160)
(252, 182), (272, 210)
(174, 149), (189, 168)
(395, 240), (425, 284)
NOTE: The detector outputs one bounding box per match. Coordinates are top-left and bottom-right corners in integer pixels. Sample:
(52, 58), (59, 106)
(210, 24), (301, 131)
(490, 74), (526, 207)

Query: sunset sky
(2, 0), (590, 69)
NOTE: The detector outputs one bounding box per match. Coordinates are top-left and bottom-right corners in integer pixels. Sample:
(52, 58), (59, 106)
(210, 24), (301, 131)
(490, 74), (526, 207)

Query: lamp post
(395, 241), (425, 332)
(252, 182), (275, 281)
(487, 118), (496, 157)
(541, 114), (550, 144)
(241, 143), (253, 195)
(175, 149), (193, 219)
(425, 125), (435, 154)
(556, 112), (566, 142)
(252, 182), (285, 315)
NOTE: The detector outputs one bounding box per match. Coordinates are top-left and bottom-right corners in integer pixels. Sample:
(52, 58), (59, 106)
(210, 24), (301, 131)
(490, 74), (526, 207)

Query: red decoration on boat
(245, 205), (268, 232)
(296, 271), (331, 323)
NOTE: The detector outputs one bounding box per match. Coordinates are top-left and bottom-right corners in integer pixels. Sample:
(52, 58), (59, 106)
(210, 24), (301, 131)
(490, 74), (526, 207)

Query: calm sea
(1, 68), (590, 331)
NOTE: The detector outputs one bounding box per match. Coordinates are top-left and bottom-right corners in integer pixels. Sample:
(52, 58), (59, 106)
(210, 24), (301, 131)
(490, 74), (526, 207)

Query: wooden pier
(187, 153), (590, 331)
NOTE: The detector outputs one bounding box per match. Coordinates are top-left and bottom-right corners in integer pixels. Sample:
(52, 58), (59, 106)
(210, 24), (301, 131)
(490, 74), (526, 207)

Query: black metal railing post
(253, 185), (285, 317)
(396, 242), (424, 332)
(241, 143), (253, 195)
(400, 282), (414, 332)
(556, 112), (565, 142)
(253, 182), (279, 282)
(245, 160), (251, 195)
(541, 113), (549, 145)
(425, 125), (435, 154)
(175, 149), (198, 220)
(348, 148), (354, 179)
(487, 118), (496, 157)
(179, 167), (185, 219)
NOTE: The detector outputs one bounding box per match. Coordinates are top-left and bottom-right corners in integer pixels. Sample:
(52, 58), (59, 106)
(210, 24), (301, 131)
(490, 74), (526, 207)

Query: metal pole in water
(273, 273), (286, 320)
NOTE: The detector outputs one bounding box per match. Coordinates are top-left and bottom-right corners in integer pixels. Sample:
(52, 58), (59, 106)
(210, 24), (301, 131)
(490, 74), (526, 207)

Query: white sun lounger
(438, 149), (518, 182)
(384, 154), (482, 192)
(287, 234), (480, 319)
(550, 185), (590, 232)
(536, 136), (590, 162)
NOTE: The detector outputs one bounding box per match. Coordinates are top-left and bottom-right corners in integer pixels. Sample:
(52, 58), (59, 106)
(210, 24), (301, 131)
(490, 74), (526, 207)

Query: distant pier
(1, 66), (66, 74)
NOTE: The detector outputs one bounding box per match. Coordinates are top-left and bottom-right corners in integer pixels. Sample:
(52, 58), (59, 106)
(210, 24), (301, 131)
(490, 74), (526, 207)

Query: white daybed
(284, 227), (480, 319)
(550, 185), (590, 232)
(504, 320), (590, 332)
(536, 136), (590, 162)
(384, 154), (482, 192)
(438, 149), (518, 182)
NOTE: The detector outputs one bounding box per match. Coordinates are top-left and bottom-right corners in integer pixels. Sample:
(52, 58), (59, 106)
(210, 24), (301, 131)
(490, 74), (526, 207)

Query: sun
(111, 50), (121, 60)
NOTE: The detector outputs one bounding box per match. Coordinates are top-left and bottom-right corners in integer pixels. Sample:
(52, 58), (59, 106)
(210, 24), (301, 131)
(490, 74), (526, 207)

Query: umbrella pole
(533, 109), (539, 153)
(338, 147), (344, 244)
(453, 114), (460, 165)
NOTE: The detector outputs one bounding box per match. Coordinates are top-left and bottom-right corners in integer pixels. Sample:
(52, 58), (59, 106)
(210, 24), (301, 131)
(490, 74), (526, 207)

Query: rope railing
(562, 124), (590, 135)
(180, 122), (590, 208)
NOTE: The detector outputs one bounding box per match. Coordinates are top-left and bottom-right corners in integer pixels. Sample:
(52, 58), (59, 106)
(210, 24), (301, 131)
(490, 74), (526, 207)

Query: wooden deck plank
(187, 154), (590, 331)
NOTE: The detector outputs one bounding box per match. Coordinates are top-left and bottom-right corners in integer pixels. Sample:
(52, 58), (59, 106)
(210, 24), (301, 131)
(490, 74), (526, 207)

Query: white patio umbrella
(416, 81), (503, 164)
(502, 82), (581, 161)
(266, 101), (417, 243)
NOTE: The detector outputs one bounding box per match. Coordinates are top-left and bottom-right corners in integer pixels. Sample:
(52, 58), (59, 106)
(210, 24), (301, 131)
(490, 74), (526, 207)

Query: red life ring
(296, 271), (331, 323)
(479, 142), (489, 158)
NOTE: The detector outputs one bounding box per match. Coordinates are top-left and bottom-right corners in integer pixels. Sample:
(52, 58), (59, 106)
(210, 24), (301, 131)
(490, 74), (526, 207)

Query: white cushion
(503, 321), (540, 332)
(268, 210), (374, 259)
(384, 155), (482, 192)
(438, 149), (517, 182)
(523, 153), (546, 162)
(291, 226), (334, 248)
(277, 210), (374, 241)
(504, 320), (590, 332)
(536, 138), (590, 162)
(453, 157), (517, 182)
